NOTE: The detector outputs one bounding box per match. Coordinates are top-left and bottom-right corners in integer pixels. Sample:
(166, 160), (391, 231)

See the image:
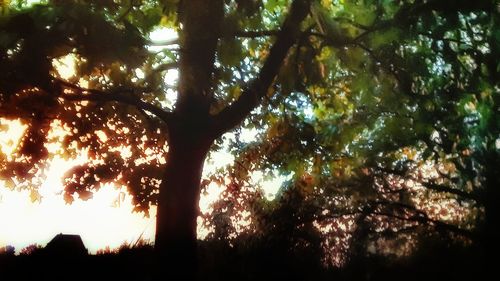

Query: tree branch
(373, 164), (482, 203)
(152, 62), (179, 74)
(54, 79), (173, 125)
(370, 200), (476, 240)
(372, 211), (476, 240)
(421, 181), (481, 203)
(210, 0), (312, 138)
(231, 30), (279, 38)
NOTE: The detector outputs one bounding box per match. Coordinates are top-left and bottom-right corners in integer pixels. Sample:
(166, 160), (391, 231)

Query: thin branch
(231, 30), (279, 38)
(332, 16), (370, 30)
(421, 181), (481, 203)
(152, 62), (179, 73)
(374, 165), (481, 203)
(54, 79), (173, 125)
(371, 225), (420, 237)
(210, 0), (312, 138)
(116, 3), (134, 22)
(372, 211), (475, 240)
(370, 200), (476, 239)
(317, 203), (475, 240)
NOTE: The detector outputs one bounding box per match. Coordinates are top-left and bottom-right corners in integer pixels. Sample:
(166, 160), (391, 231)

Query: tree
(1, 0), (498, 277)
(197, 0), (498, 272)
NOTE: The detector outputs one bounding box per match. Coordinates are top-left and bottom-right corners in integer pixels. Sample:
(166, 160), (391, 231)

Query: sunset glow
(1, 48), (161, 253)
(0, 118), (157, 253)
(0, 25), (280, 254)
(0, 116), (282, 254)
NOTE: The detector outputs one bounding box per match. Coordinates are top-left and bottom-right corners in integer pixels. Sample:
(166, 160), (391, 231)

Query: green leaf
(369, 27), (401, 49)
(218, 38), (243, 67)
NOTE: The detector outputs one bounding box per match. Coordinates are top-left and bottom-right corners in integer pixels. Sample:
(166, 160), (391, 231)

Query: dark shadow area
(341, 241), (487, 281)
(198, 236), (489, 281)
(0, 239), (155, 281)
(0, 235), (488, 281)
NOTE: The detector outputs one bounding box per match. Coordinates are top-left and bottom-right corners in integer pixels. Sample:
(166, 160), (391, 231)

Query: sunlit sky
(0, 116), (159, 254)
(0, 21), (285, 254)
(0, 120), (284, 254)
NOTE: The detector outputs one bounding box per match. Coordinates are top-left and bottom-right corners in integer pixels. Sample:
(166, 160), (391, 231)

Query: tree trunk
(154, 122), (212, 279)
(154, 2), (223, 274)
(149, 1), (310, 278)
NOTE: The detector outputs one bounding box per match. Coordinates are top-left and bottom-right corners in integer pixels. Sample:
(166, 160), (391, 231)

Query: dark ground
(0, 240), (489, 281)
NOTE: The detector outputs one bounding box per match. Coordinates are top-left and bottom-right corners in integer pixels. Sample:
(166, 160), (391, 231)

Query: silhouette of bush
(19, 244), (43, 256)
(117, 239), (154, 255)
(0, 245), (15, 256)
(342, 236), (485, 281)
(95, 245), (116, 255)
(0, 237), (487, 281)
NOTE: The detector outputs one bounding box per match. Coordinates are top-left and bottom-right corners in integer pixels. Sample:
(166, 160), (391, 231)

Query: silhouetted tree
(1, 0), (497, 278)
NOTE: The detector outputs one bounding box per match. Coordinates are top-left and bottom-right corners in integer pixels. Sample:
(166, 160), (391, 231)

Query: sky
(0, 25), (288, 253)
(0, 121), (285, 254)
(0, 26), (169, 253)
(0, 119), (157, 254)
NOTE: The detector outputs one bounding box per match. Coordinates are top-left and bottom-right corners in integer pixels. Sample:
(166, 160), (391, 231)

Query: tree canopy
(1, 0), (499, 275)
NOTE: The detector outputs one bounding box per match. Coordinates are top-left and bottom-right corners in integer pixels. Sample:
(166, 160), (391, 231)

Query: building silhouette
(44, 233), (88, 256)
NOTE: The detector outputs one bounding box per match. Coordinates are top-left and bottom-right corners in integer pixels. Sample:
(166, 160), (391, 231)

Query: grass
(0, 238), (488, 281)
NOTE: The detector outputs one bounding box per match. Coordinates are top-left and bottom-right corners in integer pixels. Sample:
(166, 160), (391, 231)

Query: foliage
(19, 243), (43, 256)
(1, 0), (498, 269)
(199, 0), (499, 265)
(0, 245), (15, 256)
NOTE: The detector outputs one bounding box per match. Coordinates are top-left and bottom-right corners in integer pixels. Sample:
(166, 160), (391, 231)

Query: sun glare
(0, 119), (26, 156)
(0, 118), (157, 253)
(52, 55), (76, 80)
(0, 119), (283, 253)
(0, 27), (285, 254)
(0, 50), (161, 253)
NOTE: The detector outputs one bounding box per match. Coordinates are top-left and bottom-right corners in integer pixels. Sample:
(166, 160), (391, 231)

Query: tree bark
(154, 116), (212, 279)
(153, 2), (223, 277)
(152, 1), (312, 278)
